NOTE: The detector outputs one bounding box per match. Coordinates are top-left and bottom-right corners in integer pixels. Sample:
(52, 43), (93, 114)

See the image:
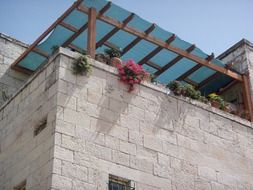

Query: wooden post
(87, 8), (97, 58)
(242, 74), (253, 121)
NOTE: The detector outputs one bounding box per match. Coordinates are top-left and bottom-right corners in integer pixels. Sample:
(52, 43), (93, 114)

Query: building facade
(0, 33), (253, 190)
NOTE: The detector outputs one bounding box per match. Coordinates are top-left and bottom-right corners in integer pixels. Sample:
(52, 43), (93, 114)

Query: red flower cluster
(116, 60), (150, 92)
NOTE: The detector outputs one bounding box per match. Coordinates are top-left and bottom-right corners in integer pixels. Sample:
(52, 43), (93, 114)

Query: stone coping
(0, 33), (29, 48)
(1, 47), (252, 128)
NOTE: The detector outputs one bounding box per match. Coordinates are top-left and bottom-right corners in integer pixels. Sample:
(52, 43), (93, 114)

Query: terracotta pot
(211, 101), (220, 109)
(110, 57), (122, 67)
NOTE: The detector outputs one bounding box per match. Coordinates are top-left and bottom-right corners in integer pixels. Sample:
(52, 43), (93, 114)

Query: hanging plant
(117, 60), (150, 92)
(72, 55), (92, 75)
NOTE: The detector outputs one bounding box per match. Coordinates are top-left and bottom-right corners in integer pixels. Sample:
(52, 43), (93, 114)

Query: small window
(34, 119), (47, 136)
(109, 175), (135, 190)
(14, 180), (26, 190)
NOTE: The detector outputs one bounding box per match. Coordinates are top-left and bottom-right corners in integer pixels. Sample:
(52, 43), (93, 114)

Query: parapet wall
(0, 33), (30, 106)
(53, 49), (253, 189)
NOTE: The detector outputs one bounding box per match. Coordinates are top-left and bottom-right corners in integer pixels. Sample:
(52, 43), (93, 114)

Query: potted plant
(167, 81), (183, 95)
(117, 59), (150, 92)
(104, 48), (122, 67)
(208, 93), (226, 110)
(95, 53), (110, 64)
(72, 55), (92, 76)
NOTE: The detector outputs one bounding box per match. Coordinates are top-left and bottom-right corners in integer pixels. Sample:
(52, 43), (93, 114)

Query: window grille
(109, 175), (135, 190)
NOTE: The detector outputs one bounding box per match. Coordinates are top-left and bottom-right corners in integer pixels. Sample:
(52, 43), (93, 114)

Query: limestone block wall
(52, 49), (253, 190)
(0, 54), (60, 190)
(0, 33), (30, 106)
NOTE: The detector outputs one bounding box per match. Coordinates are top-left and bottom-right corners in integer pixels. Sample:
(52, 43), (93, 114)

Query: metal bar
(87, 8), (97, 58)
(122, 24), (156, 55)
(96, 13), (135, 48)
(154, 44), (196, 77)
(242, 74), (253, 121)
(11, 0), (84, 71)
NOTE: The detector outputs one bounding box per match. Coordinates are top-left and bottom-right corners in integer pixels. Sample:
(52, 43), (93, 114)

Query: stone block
(144, 135), (163, 152)
(119, 140), (137, 155)
(62, 161), (88, 181)
(54, 145), (73, 162)
(130, 155), (153, 174)
(51, 174), (72, 190)
(198, 166), (217, 181)
(112, 150), (130, 166)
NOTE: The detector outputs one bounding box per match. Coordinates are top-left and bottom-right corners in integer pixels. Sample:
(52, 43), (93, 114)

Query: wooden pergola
(11, 0), (253, 121)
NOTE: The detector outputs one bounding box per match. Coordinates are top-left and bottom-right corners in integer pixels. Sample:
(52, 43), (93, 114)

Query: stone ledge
(0, 33), (28, 48)
(1, 47), (252, 129)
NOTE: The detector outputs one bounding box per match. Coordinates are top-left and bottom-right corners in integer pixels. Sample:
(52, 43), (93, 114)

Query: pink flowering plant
(116, 60), (150, 92)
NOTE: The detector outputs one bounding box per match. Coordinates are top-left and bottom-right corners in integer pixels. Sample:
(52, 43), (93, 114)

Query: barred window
(109, 175), (135, 190)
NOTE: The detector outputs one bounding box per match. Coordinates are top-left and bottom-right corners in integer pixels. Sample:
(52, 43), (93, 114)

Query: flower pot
(211, 101), (220, 109)
(110, 57), (122, 67)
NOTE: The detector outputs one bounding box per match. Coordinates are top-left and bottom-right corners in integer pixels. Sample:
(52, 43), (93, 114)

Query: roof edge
(0, 33), (29, 48)
(218, 38), (253, 60)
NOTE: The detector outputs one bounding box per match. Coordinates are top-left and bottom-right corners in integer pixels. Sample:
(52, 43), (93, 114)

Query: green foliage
(51, 45), (60, 54)
(104, 48), (121, 58)
(208, 93), (226, 110)
(72, 55), (92, 75)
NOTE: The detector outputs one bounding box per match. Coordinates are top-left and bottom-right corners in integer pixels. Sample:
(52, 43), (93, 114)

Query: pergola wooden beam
(96, 13), (135, 48)
(78, 4), (242, 81)
(154, 44), (196, 77)
(242, 74), (253, 121)
(176, 53), (214, 81)
(122, 24), (156, 55)
(87, 8), (97, 58)
(138, 34), (176, 65)
(11, 0), (84, 71)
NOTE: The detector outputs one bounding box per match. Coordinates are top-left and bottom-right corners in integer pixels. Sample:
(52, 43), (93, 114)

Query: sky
(0, 0), (252, 56)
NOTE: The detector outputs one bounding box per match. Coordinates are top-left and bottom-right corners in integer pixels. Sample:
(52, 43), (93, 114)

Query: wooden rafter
(184, 78), (199, 87)
(78, 4), (243, 81)
(59, 21), (79, 33)
(138, 34), (176, 65)
(11, 0), (84, 71)
(176, 53), (214, 81)
(122, 24), (156, 55)
(146, 61), (162, 70)
(87, 8), (97, 58)
(154, 44), (196, 77)
(96, 13), (135, 48)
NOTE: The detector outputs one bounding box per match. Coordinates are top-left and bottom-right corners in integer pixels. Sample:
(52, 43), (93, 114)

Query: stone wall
(52, 49), (253, 190)
(0, 53), (60, 189)
(0, 33), (30, 106)
(1, 48), (253, 190)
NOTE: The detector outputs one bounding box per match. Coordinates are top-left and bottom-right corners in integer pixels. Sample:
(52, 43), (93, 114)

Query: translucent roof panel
(157, 58), (197, 84)
(121, 40), (157, 63)
(150, 49), (178, 67)
(188, 66), (216, 83)
(142, 64), (158, 74)
(200, 75), (233, 95)
(37, 25), (74, 54)
(108, 30), (137, 50)
(63, 9), (88, 30)
(19, 52), (47, 71)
